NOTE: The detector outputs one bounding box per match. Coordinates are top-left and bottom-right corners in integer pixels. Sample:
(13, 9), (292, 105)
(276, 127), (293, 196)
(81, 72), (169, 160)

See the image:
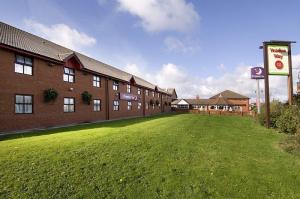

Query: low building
(0, 22), (177, 133)
(172, 90), (250, 112)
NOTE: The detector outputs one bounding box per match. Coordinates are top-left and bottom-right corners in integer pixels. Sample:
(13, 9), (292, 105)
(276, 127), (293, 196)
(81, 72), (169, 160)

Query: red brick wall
(0, 48), (174, 133)
(227, 99), (250, 112)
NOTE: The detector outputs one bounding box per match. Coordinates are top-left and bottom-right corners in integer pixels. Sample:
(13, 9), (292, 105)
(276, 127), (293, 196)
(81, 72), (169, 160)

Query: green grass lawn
(1, 114), (300, 199)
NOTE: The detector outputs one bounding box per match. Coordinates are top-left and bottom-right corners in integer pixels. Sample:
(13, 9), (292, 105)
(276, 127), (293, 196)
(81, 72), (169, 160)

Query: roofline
(0, 43), (64, 65)
(0, 44), (172, 95)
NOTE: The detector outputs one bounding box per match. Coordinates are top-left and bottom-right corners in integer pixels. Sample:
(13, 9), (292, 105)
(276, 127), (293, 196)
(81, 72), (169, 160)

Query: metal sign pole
(257, 79), (261, 114)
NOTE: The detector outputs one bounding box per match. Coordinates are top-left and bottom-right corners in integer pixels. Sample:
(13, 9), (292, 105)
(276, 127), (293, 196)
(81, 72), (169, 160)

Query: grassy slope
(0, 114), (300, 199)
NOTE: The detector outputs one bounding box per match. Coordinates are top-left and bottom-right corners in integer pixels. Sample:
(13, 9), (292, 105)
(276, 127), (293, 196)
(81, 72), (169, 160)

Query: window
(63, 67), (75, 83)
(93, 76), (101, 87)
(145, 90), (149, 96)
(157, 93), (160, 98)
(127, 101), (132, 110)
(15, 95), (33, 114)
(64, 98), (75, 112)
(138, 102), (142, 109)
(145, 102), (149, 110)
(113, 100), (119, 111)
(152, 104), (155, 109)
(127, 84), (131, 93)
(94, 99), (101, 111)
(152, 91), (155, 97)
(137, 88), (141, 95)
(15, 55), (33, 75)
(113, 81), (119, 91)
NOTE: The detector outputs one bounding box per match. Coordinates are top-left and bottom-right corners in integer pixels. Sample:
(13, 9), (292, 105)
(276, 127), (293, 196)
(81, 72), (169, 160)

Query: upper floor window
(15, 95), (33, 114)
(127, 84), (131, 93)
(113, 81), (119, 91)
(63, 67), (75, 83)
(113, 100), (119, 111)
(93, 76), (101, 87)
(152, 91), (155, 97)
(64, 97), (75, 113)
(94, 99), (101, 111)
(127, 101), (132, 110)
(137, 88), (141, 95)
(145, 90), (149, 96)
(15, 55), (33, 75)
(157, 93), (160, 98)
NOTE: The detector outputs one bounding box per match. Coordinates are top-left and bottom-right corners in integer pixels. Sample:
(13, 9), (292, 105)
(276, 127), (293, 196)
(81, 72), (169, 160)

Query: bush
(155, 100), (160, 106)
(276, 106), (300, 134)
(258, 100), (285, 128)
(81, 91), (92, 105)
(149, 99), (154, 105)
(44, 88), (58, 102)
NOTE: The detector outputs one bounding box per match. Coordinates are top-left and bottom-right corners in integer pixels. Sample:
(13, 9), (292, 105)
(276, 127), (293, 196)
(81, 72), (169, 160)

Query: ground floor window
(93, 99), (101, 111)
(138, 102), (142, 109)
(113, 100), (119, 111)
(15, 94), (33, 114)
(127, 101), (132, 110)
(64, 98), (75, 113)
(152, 104), (155, 109)
(145, 102), (149, 110)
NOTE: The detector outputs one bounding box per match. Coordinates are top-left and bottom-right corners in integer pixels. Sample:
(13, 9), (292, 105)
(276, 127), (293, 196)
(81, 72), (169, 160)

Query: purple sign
(251, 67), (265, 79)
(120, 93), (139, 101)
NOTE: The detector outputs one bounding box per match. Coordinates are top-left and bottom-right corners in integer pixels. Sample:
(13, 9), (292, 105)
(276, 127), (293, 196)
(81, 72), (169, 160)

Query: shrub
(276, 105), (300, 134)
(293, 94), (300, 107)
(258, 100), (285, 128)
(149, 99), (154, 105)
(81, 91), (92, 105)
(155, 100), (160, 106)
(44, 88), (58, 102)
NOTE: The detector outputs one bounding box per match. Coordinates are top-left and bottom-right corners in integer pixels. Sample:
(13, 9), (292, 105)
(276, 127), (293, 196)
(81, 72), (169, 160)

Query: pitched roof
(209, 90), (249, 99)
(185, 99), (210, 105)
(209, 94), (229, 105)
(0, 21), (172, 94)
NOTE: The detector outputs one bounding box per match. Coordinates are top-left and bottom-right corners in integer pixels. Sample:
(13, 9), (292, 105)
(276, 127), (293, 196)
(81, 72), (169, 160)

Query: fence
(175, 109), (254, 117)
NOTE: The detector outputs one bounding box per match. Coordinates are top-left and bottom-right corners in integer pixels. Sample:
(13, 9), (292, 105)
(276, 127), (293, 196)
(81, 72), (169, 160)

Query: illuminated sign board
(267, 45), (289, 75)
(120, 93), (139, 101)
(251, 67), (264, 79)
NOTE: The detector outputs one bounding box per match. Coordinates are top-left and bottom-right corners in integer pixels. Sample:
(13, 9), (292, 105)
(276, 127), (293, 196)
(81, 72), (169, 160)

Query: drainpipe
(105, 78), (110, 120)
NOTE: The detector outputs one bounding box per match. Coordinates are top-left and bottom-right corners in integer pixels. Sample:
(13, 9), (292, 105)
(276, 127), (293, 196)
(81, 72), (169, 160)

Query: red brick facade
(0, 48), (175, 133)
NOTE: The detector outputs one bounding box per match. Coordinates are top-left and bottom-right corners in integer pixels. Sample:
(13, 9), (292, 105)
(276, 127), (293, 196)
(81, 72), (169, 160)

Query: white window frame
(93, 99), (101, 111)
(15, 55), (33, 75)
(64, 97), (75, 113)
(113, 81), (119, 91)
(63, 67), (75, 83)
(113, 100), (119, 111)
(93, 76), (101, 87)
(127, 84), (131, 93)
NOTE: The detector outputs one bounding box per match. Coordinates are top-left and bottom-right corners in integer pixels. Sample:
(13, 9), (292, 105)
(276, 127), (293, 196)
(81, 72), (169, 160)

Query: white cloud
(117, 0), (200, 33)
(123, 61), (300, 102)
(164, 36), (200, 53)
(23, 19), (96, 51)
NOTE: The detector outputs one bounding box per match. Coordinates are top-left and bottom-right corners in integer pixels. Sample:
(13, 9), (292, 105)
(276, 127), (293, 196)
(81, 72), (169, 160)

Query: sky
(1, 0), (300, 102)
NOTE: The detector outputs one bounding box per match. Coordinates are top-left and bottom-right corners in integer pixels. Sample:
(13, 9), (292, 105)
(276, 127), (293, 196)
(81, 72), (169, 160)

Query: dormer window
(63, 67), (75, 83)
(15, 55), (33, 75)
(146, 90), (149, 96)
(152, 91), (155, 97)
(137, 88), (141, 95)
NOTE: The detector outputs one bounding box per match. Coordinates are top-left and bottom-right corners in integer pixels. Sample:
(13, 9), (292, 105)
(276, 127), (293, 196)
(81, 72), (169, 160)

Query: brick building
(171, 90), (249, 112)
(0, 22), (177, 133)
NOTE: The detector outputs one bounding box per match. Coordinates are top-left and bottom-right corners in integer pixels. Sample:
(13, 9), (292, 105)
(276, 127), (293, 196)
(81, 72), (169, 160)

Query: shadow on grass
(0, 113), (182, 141)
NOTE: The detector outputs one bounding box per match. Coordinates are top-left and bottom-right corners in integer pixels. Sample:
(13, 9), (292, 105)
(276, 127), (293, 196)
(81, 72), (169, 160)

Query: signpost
(251, 67), (264, 114)
(262, 40), (295, 128)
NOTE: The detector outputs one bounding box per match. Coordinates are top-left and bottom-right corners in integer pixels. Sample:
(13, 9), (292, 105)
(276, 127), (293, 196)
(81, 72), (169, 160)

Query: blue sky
(1, 0), (300, 100)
